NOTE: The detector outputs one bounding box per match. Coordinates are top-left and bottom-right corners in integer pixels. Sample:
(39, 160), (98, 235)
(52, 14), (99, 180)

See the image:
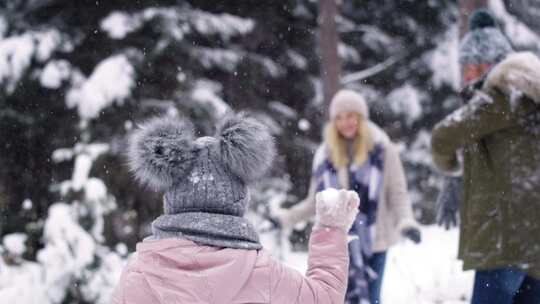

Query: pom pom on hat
(469, 9), (497, 30)
(217, 112), (276, 181)
(127, 117), (197, 191)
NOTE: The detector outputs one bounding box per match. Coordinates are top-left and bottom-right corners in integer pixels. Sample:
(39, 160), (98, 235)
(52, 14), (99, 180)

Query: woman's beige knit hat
(329, 89), (369, 120)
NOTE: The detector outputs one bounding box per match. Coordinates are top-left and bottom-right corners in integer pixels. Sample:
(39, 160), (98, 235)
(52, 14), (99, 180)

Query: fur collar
(485, 52), (540, 104)
(368, 121), (390, 145)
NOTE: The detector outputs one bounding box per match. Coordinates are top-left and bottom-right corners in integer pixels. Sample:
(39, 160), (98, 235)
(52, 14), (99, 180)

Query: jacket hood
(485, 51), (540, 104)
(132, 238), (260, 303)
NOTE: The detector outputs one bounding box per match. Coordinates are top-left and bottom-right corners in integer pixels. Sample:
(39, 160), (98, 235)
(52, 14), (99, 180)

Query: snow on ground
(382, 226), (473, 304)
(261, 225), (474, 304)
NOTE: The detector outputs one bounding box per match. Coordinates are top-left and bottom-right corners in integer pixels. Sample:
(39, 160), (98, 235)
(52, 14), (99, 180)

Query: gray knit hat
(128, 113), (275, 249)
(459, 9), (513, 65)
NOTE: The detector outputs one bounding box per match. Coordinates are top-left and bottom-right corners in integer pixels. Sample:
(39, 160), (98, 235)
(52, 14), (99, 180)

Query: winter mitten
(402, 227), (422, 244)
(436, 176), (462, 230)
(314, 189), (359, 232)
(460, 75), (486, 103)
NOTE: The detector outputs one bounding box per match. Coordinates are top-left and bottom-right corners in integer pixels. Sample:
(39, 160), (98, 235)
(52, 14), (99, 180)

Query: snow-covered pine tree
(3, 1), (539, 301)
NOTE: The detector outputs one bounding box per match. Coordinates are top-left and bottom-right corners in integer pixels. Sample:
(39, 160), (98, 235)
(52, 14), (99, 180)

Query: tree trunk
(459, 0), (488, 38)
(318, 0), (341, 119)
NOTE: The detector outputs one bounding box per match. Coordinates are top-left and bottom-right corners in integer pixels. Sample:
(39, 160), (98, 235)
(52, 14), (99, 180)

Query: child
(111, 112), (360, 304)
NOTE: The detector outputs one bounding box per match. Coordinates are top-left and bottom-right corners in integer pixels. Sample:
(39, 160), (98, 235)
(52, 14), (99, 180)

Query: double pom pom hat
(127, 113), (276, 249)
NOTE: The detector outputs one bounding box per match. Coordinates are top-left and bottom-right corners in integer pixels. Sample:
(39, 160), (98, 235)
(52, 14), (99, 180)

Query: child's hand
(314, 189), (359, 232)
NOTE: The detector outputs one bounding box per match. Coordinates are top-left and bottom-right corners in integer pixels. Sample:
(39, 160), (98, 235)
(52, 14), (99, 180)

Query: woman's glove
(401, 227), (422, 244)
(314, 189), (360, 232)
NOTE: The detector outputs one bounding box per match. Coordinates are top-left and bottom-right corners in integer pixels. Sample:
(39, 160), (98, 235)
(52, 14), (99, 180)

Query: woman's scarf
(313, 144), (385, 303)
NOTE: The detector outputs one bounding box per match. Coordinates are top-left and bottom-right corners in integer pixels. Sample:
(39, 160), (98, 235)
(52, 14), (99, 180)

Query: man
(431, 9), (540, 304)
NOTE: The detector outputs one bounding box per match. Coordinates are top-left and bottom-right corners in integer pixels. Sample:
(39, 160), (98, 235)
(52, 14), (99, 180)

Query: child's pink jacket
(111, 227), (348, 304)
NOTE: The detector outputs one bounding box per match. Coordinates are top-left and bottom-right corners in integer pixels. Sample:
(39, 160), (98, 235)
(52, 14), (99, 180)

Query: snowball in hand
(315, 189), (360, 232)
(318, 188), (341, 205)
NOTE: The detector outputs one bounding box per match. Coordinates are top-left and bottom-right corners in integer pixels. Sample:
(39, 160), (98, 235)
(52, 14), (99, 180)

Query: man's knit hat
(329, 89), (369, 120)
(127, 113), (275, 249)
(459, 9), (513, 65)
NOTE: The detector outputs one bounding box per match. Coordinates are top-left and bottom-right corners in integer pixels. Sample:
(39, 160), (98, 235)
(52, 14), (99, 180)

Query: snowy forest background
(1, 0), (539, 303)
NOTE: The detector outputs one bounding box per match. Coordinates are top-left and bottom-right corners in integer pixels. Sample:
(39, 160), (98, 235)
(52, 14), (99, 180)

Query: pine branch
(341, 56), (399, 84)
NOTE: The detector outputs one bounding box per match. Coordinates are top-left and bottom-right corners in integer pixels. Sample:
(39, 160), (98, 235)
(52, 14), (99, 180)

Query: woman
(276, 90), (421, 304)
(111, 112), (360, 304)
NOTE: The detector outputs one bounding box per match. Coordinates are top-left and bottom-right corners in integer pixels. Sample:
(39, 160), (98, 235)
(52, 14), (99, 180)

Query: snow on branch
(426, 25), (460, 90)
(101, 8), (255, 42)
(0, 30), (62, 94)
(66, 55), (135, 120)
(341, 56), (399, 84)
(386, 84), (423, 124)
(191, 79), (231, 117)
(489, 0), (540, 49)
(190, 10), (255, 41)
(194, 47), (242, 71)
(100, 11), (143, 40)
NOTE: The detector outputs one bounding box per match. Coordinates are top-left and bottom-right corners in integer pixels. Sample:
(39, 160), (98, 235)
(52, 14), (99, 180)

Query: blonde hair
(323, 114), (373, 168)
